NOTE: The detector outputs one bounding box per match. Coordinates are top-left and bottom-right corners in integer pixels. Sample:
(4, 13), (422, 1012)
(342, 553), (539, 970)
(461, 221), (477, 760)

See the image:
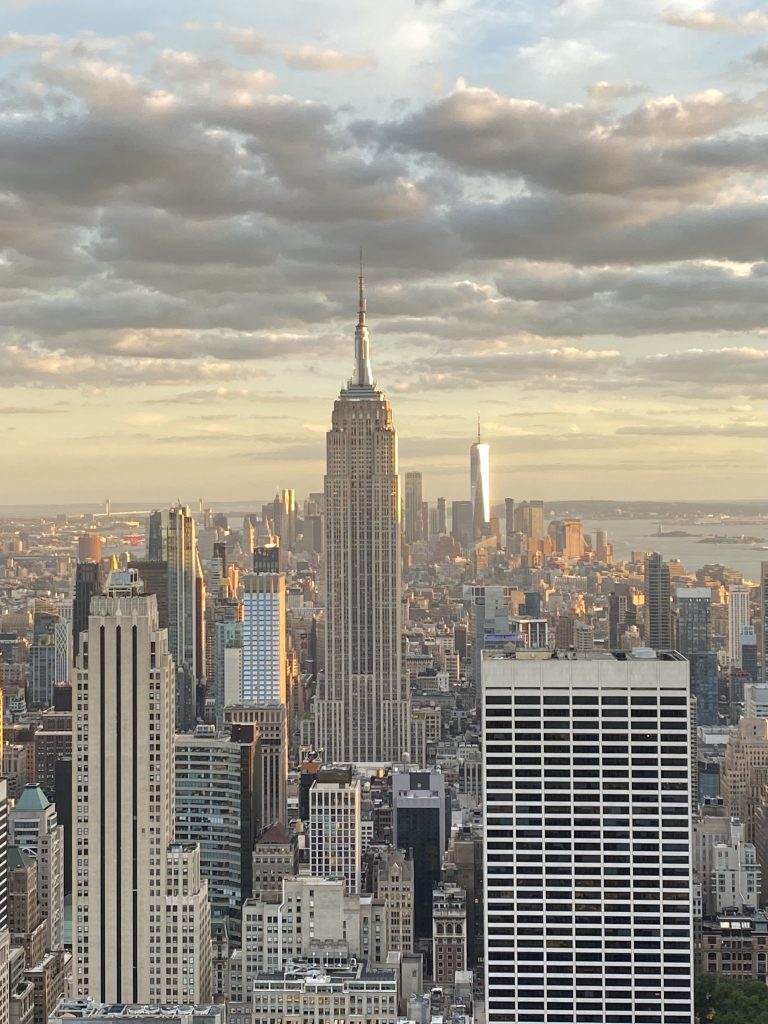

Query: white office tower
(470, 422), (491, 541)
(728, 584), (751, 669)
(0, 780), (9, 1024)
(482, 649), (693, 1024)
(316, 272), (409, 764)
(9, 783), (64, 950)
(73, 569), (211, 1003)
(242, 573), (286, 703)
(309, 776), (362, 894)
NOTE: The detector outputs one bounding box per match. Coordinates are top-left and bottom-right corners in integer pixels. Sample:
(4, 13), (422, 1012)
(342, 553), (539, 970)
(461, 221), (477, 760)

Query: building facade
(242, 573), (286, 704)
(316, 274), (409, 764)
(483, 648), (693, 1024)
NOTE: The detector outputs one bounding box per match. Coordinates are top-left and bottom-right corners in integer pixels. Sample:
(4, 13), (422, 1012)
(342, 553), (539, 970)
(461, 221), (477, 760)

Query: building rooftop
(483, 647), (687, 663)
(15, 783), (51, 811)
(50, 1000), (223, 1021)
(255, 822), (295, 846)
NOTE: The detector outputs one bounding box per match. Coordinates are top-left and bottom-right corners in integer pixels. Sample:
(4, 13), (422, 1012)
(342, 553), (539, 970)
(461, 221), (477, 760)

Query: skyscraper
(9, 784), (64, 950)
(73, 569), (211, 1002)
(470, 421), (490, 541)
(316, 270), (409, 764)
(483, 648), (693, 1022)
(504, 497), (514, 553)
(728, 584), (751, 669)
(676, 586), (718, 725)
(147, 505), (205, 731)
(644, 551), (672, 650)
(242, 573), (286, 704)
(404, 472), (424, 544)
(761, 563), (768, 684)
(72, 561), (102, 663)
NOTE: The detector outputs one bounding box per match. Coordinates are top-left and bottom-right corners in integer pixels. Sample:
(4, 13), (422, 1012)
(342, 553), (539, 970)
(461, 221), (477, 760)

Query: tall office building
(9, 784), (64, 950)
(645, 551), (673, 650)
(436, 497), (447, 536)
(761, 563), (768, 684)
(175, 725), (261, 939)
(316, 272), (409, 764)
(272, 490), (297, 551)
(470, 422), (490, 541)
(224, 703), (288, 825)
(0, 779), (9, 1024)
(242, 573), (286, 704)
(676, 586), (718, 725)
(147, 504), (205, 731)
(392, 769), (450, 939)
(513, 500), (545, 544)
(742, 625), (759, 682)
(504, 498), (515, 553)
(404, 472), (424, 544)
(728, 584), (752, 669)
(72, 562), (102, 664)
(451, 501), (473, 549)
(73, 569), (211, 1002)
(309, 772), (362, 895)
(482, 648), (693, 1023)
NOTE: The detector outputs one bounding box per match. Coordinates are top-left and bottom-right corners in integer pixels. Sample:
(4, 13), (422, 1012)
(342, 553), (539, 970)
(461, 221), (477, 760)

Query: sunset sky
(1, 0), (767, 503)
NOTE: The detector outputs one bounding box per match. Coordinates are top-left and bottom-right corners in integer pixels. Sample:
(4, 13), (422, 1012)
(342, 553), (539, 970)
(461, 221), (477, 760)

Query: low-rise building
(251, 960), (399, 1024)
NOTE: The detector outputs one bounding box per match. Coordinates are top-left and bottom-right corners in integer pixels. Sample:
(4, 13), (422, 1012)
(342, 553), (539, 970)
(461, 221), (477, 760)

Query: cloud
(369, 81), (762, 199)
(587, 80), (650, 101)
(661, 6), (768, 32)
(229, 27), (376, 72)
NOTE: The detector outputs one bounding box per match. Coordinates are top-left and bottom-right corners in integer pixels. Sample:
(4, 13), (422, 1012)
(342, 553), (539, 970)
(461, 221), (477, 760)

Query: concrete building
(310, 774), (362, 895)
(711, 818), (760, 914)
(252, 823), (299, 901)
(9, 785), (64, 951)
(483, 648), (693, 1023)
(432, 883), (467, 986)
(368, 846), (414, 955)
(721, 717), (768, 843)
(242, 573), (286, 705)
(224, 703), (288, 825)
(49, 1001), (225, 1024)
(73, 569), (211, 1003)
(250, 960), (399, 1024)
(0, 778), (9, 1024)
(163, 844), (212, 1003)
(316, 272), (409, 764)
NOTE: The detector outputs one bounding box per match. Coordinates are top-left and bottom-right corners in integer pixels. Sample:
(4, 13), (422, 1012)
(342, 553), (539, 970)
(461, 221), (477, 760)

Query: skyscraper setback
(315, 271), (409, 764)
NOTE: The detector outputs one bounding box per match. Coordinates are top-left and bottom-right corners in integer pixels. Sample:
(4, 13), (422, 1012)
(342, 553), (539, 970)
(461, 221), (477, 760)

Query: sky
(0, 0), (767, 504)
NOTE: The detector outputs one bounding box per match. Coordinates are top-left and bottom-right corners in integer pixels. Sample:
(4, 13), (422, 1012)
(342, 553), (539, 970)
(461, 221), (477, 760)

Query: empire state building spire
(353, 253), (374, 390)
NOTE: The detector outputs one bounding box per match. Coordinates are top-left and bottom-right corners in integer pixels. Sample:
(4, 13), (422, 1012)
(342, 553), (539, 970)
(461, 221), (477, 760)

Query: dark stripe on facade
(132, 625), (138, 1002)
(99, 624), (106, 997)
(115, 624), (121, 1001)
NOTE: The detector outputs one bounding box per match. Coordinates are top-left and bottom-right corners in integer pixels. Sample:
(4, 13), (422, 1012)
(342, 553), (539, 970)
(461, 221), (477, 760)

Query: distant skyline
(0, 0), (767, 501)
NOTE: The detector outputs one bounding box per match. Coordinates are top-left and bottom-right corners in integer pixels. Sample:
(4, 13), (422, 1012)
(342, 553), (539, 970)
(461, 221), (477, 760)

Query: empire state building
(316, 271), (409, 764)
